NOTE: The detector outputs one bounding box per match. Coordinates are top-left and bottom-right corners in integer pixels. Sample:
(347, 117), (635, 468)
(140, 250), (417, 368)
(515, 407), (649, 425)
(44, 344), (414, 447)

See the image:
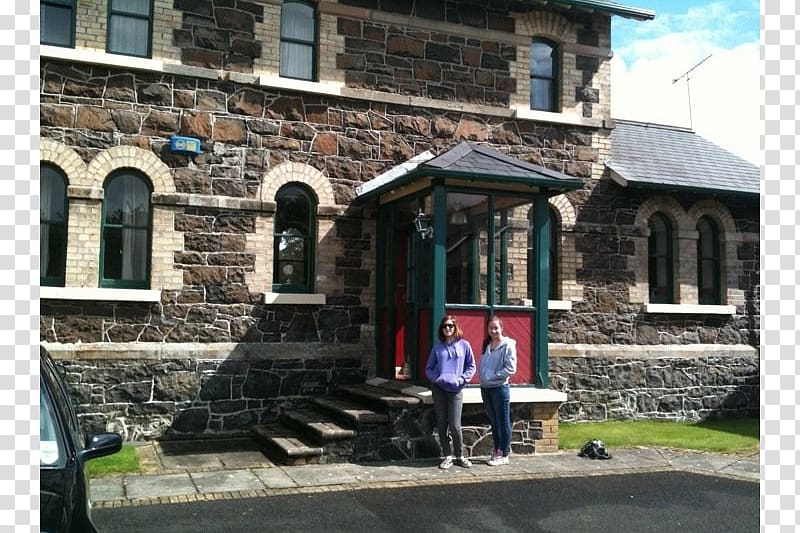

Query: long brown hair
(482, 314), (503, 352)
(437, 315), (463, 342)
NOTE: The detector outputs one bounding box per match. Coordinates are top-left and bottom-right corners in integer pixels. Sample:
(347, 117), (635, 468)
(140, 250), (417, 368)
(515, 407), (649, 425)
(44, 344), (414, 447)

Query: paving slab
(191, 470), (265, 494)
(282, 463), (360, 487)
(124, 473), (196, 499)
(252, 467), (299, 489)
(90, 477), (125, 500)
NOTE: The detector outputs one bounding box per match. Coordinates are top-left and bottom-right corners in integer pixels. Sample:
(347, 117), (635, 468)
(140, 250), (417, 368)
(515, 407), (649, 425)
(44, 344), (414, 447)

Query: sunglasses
(442, 323), (455, 329)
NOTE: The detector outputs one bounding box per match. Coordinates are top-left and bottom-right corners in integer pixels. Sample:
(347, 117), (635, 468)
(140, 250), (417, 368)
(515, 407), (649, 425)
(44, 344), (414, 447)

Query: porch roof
(354, 142), (584, 203)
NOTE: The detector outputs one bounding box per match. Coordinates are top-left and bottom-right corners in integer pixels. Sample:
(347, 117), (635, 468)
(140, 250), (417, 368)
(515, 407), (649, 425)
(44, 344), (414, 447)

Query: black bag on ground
(578, 439), (612, 460)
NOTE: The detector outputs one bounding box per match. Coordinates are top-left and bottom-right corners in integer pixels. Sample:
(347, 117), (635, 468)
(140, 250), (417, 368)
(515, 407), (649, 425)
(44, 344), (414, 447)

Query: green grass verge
(559, 417), (759, 454)
(85, 443), (140, 477)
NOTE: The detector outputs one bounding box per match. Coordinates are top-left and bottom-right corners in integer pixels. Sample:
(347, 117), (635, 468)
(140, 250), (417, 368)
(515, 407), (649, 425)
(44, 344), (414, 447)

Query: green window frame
(41, 164), (69, 287)
(279, 0), (317, 81)
(527, 207), (559, 300)
(41, 0), (75, 48)
(530, 38), (559, 112)
(100, 169), (152, 289)
(648, 213), (674, 303)
(106, 0), (153, 58)
(273, 184), (317, 293)
(697, 216), (721, 305)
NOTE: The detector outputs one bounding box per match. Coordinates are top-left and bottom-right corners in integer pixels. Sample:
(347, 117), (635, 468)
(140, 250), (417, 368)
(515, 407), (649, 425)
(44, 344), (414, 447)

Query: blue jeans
(481, 384), (511, 455)
(431, 385), (464, 457)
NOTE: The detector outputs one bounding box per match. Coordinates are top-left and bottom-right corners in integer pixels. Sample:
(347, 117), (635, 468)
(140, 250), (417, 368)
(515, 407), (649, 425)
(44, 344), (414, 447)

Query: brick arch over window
(686, 200), (736, 236)
(633, 196), (690, 234)
(548, 194), (575, 228)
(516, 11), (572, 40)
(40, 139), (87, 186)
(86, 146), (174, 194)
(260, 162), (336, 207)
(547, 194), (582, 301)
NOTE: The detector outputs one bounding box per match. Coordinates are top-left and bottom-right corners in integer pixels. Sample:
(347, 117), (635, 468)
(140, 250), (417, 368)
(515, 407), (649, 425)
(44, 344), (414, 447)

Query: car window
(42, 354), (85, 449)
(40, 380), (66, 468)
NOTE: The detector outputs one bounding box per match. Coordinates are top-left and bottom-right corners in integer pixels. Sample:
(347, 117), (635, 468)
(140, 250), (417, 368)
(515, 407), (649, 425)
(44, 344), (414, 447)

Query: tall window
(527, 207), (559, 301)
(100, 170), (152, 288)
(273, 184), (317, 292)
(41, 0), (75, 47)
(648, 213), (674, 303)
(530, 38), (558, 111)
(697, 216), (721, 304)
(107, 0), (153, 58)
(41, 164), (68, 287)
(280, 0), (317, 81)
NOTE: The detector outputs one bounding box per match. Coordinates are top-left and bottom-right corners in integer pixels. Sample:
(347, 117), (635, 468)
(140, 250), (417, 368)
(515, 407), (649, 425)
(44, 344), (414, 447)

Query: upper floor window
(41, 164), (68, 287)
(107, 0), (153, 58)
(273, 184), (317, 292)
(648, 213), (674, 303)
(697, 216), (721, 304)
(100, 170), (152, 288)
(530, 38), (558, 112)
(280, 0), (317, 81)
(41, 0), (75, 48)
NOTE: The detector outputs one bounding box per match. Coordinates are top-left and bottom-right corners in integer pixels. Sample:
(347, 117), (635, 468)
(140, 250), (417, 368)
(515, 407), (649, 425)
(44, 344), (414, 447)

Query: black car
(40, 347), (122, 533)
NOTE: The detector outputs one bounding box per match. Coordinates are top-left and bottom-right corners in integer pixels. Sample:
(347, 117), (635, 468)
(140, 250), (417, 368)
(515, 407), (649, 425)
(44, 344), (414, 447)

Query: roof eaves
(547, 0), (655, 20)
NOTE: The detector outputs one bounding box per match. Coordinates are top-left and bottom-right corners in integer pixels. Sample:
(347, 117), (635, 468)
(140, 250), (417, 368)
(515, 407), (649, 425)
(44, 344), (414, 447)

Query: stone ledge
(366, 377), (567, 405)
(644, 303), (736, 315)
(549, 343), (758, 359)
(40, 287), (161, 302)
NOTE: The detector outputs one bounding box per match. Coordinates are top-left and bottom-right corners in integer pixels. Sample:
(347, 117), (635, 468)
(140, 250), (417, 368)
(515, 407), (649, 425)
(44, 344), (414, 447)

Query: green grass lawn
(559, 416), (760, 454)
(85, 443), (140, 477)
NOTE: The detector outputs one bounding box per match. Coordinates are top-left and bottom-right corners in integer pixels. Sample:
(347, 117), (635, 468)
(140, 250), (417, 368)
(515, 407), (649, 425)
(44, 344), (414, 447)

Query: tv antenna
(671, 54), (712, 130)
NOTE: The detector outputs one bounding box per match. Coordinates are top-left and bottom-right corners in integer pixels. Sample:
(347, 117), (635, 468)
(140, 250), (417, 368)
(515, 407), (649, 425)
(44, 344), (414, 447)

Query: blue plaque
(169, 136), (202, 154)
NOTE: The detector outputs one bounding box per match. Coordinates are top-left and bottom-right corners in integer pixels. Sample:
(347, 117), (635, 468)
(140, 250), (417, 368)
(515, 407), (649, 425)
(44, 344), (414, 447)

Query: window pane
(40, 384), (66, 467)
(281, 2), (314, 41)
(112, 0), (151, 16)
(41, 4), (72, 47)
(280, 43), (313, 80)
(105, 173), (150, 226)
(531, 79), (552, 111)
(446, 193), (485, 304)
(530, 42), (553, 77)
(108, 16), (149, 56)
(41, 223), (67, 279)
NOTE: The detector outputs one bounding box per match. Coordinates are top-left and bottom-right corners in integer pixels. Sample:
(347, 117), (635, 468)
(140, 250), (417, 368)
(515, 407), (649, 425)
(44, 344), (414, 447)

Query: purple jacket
(425, 338), (476, 393)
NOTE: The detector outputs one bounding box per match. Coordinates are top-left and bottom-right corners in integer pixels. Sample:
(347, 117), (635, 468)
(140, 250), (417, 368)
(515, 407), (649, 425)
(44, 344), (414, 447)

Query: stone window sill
(644, 303), (736, 315)
(549, 299), (572, 311)
(40, 287), (161, 302)
(512, 107), (605, 128)
(41, 45), (165, 73)
(263, 293), (326, 305)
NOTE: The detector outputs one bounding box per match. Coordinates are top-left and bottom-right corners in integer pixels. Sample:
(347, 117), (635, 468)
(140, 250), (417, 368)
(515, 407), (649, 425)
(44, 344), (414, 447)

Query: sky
(610, 0), (760, 164)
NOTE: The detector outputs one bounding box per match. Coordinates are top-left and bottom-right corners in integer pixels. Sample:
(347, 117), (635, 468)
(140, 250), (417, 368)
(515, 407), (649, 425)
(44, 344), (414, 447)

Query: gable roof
(355, 142), (583, 202)
(544, 0), (655, 21)
(605, 120), (760, 197)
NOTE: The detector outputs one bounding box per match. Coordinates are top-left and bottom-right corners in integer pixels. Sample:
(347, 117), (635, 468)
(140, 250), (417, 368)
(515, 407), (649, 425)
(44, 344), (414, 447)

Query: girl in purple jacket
(425, 315), (476, 469)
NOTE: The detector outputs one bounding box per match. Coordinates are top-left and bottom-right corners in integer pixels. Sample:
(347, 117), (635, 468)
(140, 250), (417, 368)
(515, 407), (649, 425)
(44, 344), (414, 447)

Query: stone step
(312, 396), (390, 426)
(280, 408), (357, 441)
(337, 383), (422, 408)
(250, 423), (323, 466)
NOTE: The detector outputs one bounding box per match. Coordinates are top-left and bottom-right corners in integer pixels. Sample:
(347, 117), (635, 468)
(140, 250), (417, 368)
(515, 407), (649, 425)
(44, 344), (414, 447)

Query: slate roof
(355, 142), (583, 201)
(606, 120), (760, 196)
(544, 0), (655, 21)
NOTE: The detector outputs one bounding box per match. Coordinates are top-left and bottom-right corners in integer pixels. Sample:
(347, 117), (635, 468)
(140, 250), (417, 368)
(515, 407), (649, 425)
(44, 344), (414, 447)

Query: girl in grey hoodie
(478, 315), (517, 465)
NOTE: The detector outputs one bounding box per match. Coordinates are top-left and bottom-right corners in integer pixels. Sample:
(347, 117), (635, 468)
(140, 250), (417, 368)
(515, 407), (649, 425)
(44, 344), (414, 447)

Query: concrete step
(250, 423), (323, 466)
(312, 396), (390, 426)
(336, 383), (422, 409)
(280, 408), (357, 441)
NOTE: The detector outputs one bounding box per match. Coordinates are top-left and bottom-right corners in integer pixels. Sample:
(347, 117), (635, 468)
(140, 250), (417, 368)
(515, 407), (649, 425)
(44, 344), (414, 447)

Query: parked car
(40, 347), (122, 533)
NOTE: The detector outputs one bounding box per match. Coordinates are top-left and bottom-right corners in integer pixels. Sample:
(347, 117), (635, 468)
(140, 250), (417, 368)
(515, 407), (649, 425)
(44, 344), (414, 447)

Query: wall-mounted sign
(169, 136), (202, 154)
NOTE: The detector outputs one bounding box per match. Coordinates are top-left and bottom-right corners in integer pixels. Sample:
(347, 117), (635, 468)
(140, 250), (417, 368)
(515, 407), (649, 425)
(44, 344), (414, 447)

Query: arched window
(530, 38), (558, 112)
(648, 213), (674, 303)
(697, 216), (721, 304)
(273, 184), (317, 292)
(100, 170), (152, 288)
(41, 164), (68, 287)
(280, 0), (317, 81)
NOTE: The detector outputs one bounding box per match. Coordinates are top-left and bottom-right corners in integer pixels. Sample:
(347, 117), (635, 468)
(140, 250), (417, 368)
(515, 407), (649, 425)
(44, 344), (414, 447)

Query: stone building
(39, 0), (758, 462)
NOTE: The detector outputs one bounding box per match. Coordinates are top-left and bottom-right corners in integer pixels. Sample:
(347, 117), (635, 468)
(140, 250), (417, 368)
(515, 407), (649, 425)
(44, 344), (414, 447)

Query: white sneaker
(439, 456), (454, 469)
(487, 455), (509, 466)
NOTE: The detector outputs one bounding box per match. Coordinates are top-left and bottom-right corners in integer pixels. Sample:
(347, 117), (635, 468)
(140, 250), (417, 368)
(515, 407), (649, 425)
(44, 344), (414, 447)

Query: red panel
(447, 310), (488, 385)
(493, 311), (534, 385)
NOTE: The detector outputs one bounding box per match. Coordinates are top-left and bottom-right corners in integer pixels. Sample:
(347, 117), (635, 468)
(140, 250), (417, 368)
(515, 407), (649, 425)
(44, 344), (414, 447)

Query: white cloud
(611, 39), (760, 165)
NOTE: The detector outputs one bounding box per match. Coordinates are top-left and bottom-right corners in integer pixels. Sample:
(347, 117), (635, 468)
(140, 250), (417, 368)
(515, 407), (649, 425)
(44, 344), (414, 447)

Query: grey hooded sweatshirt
(478, 337), (517, 388)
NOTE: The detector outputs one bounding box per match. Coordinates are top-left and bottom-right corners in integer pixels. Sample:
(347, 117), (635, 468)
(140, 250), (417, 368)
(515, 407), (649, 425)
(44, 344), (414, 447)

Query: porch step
(250, 423), (323, 466)
(337, 383), (422, 408)
(312, 397), (390, 426)
(280, 408), (357, 441)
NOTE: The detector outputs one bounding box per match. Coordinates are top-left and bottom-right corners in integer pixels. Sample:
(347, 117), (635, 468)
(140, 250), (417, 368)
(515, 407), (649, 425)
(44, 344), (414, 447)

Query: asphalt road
(93, 471), (758, 533)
